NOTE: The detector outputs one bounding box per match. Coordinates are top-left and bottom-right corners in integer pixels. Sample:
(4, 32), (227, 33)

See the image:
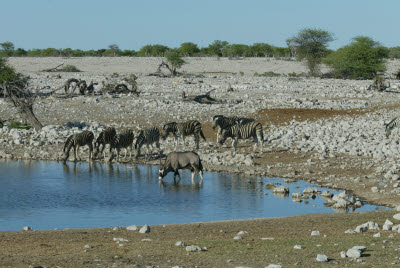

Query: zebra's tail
(63, 135), (73, 153)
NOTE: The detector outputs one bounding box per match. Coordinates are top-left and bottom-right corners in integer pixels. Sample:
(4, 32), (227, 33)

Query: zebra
(212, 115), (254, 143)
(162, 120), (206, 149)
(385, 117), (400, 138)
(135, 127), (161, 160)
(109, 129), (135, 162)
(63, 130), (94, 162)
(94, 127), (117, 159)
(218, 121), (263, 152)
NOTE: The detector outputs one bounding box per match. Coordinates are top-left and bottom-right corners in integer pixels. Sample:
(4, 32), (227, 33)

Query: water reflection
(0, 160), (386, 231)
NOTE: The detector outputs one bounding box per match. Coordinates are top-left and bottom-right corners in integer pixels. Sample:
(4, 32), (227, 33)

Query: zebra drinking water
(218, 121), (263, 152)
(94, 127), (117, 159)
(63, 130), (94, 162)
(212, 115), (254, 143)
(135, 127), (161, 160)
(109, 129), (135, 162)
(162, 120), (206, 149)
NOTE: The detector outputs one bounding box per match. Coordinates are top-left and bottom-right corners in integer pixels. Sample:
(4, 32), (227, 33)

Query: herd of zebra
(62, 115), (264, 163)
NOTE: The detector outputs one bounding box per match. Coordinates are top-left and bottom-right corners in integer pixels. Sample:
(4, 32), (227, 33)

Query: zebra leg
(124, 148), (128, 159)
(258, 134), (263, 152)
(146, 144), (151, 160)
(232, 139), (238, 152)
(156, 141), (161, 159)
(76, 145), (81, 161)
(135, 145), (141, 160)
(217, 128), (221, 144)
(191, 171), (195, 184)
(194, 134), (199, 149)
(88, 144), (93, 163)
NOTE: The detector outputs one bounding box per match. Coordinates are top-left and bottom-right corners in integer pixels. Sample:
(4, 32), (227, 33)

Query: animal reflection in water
(158, 151), (204, 184)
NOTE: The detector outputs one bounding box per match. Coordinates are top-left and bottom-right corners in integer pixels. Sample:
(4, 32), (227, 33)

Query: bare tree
(1, 80), (43, 130)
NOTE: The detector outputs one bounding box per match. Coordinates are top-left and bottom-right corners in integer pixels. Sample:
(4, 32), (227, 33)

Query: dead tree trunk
(182, 89), (219, 104)
(1, 82), (43, 131)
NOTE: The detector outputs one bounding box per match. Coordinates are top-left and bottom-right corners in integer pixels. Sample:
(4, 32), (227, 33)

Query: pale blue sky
(1, 0), (399, 50)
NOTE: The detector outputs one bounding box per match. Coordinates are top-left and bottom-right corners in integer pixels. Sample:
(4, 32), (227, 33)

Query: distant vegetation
(1, 33), (399, 80)
(0, 40), (292, 58)
(324, 36), (389, 79)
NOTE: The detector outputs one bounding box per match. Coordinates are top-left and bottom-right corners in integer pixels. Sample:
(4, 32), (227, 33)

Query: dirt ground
(0, 210), (396, 268)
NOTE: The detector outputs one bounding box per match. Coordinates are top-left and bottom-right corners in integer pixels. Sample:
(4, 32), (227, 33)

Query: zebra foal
(63, 130), (94, 162)
(135, 127), (161, 160)
(162, 120), (206, 149)
(218, 121), (264, 152)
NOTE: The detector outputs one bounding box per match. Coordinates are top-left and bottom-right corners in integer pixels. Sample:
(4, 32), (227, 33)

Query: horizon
(1, 0), (399, 51)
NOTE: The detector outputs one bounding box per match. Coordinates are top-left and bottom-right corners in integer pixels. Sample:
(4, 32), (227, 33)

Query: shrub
(165, 51), (186, 76)
(60, 65), (81, 72)
(324, 36), (389, 79)
(9, 120), (30, 129)
(287, 28), (334, 76)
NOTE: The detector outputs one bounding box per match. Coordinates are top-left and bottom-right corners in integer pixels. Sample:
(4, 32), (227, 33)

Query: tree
(107, 44), (120, 56)
(179, 42), (200, 56)
(0, 42), (15, 56)
(206, 40), (229, 56)
(324, 36), (389, 79)
(0, 57), (43, 130)
(287, 28), (334, 76)
(224, 44), (250, 58)
(250, 43), (274, 57)
(165, 51), (186, 76)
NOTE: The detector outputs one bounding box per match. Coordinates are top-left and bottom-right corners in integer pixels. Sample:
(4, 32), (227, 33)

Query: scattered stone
(373, 232), (381, 238)
(234, 235), (243, 240)
(393, 214), (400, 220)
(316, 254), (329, 262)
(272, 186), (289, 194)
(126, 225), (138, 231)
(141, 238), (152, 242)
(340, 251), (347, 258)
(355, 225), (368, 233)
(345, 229), (356, 234)
(293, 245), (303, 249)
(265, 265), (282, 268)
(139, 225), (150, 234)
(237, 231), (248, 236)
(311, 230), (320, 236)
(371, 187), (379, 193)
(84, 244), (92, 249)
(186, 245), (202, 252)
(22, 226), (33, 231)
(175, 241), (186, 247)
(113, 237), (128, 242)
(346, 248), (362, 258)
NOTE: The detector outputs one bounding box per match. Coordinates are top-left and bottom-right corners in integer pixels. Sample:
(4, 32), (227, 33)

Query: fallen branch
(41, 63), (64, 72)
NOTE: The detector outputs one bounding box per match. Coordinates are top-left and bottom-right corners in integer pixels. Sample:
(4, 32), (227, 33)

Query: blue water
(0, 160), (385, 231)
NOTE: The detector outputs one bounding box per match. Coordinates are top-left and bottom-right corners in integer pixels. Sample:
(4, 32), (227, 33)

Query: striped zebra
(219, 121), (263, 152)
(94, 127), (117, 159)
(212, 115), (254, 143)
(135, 127), (161, 160)
(110, 129), (135, 162)
(386, 117), (400, 138)
(63, 130), (94, 162)
(162, 120), (206, 149)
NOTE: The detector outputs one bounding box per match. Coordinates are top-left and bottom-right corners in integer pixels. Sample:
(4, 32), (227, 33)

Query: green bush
(165, 51), (186, 76)
(324, 36), (389, 79)
(0, 57), (25, 85)
(389, 47), (400, 59)
(9, 120), (30, 129)
(60, 65), (81, 72)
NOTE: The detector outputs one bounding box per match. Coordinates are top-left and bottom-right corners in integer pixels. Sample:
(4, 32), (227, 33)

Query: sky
(1, 0), (399, 51)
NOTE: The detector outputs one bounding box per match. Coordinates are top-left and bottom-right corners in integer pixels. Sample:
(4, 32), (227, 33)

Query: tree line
(0, 41), (292, 58)
(2, 28), (400, 79)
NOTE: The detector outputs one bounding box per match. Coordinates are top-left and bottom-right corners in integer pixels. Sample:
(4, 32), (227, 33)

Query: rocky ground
(2, 57), (400, 267)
